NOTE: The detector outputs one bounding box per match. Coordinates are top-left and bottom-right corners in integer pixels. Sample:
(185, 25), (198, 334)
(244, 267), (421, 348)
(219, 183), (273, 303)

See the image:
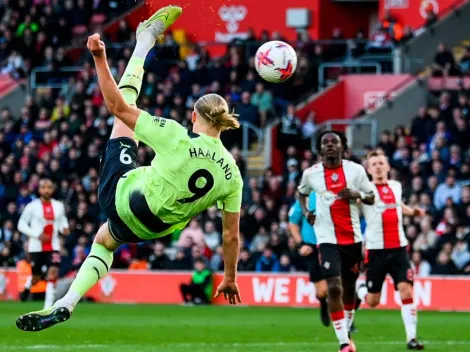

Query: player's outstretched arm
(87, 34), (140, 130)
(402, 203), (426, 217)
(214, 210), (241, 305)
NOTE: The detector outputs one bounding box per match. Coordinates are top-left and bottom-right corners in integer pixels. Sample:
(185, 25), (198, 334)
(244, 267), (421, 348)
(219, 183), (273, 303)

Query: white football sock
(345, 309), (355, 331)
(331, 311), (350, 345)
(24, 276), (32, 290)
(357, 284), (368, 302)
(44, 281), (57, 309)
(401, 298), (417, 342)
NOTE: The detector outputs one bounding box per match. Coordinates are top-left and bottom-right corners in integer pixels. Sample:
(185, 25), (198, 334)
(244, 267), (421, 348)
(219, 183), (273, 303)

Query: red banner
(379, 0), (459, 29)
(118, 0), (375, 48)
(296, 74), (412, 122)
(2, 270), (470, 311)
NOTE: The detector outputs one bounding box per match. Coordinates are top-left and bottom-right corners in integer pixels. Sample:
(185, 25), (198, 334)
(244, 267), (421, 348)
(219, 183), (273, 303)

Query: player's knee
(327, 278), (343, 300)
(47, 267), (59, 281)
(398, 282), (413, 300)
(315, 282), (327, 299)
(31, 275), (41, 285)
(367, 293), (381, 307)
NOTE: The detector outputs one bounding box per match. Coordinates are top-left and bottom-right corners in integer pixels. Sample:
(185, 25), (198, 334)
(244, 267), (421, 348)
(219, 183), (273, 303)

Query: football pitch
(1, 302), (470, 352)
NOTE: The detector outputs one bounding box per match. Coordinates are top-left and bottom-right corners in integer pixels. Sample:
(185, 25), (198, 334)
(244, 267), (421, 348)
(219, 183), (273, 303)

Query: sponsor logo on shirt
(153, 116), (166, 128)
(373, 200), (400, 213)
(319, 191), (341, 207)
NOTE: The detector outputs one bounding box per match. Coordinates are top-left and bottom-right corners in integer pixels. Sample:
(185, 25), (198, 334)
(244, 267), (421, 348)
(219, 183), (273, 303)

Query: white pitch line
(1, 340), (470, 350)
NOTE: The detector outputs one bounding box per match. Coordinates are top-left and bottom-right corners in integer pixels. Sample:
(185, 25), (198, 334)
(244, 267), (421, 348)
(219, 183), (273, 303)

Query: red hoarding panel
(318, 1), (377, 39)
(2, 270), (470, 311)
(296, 80), (345, 123)
(342, 74), (412, 116)
(137, 0), (321, 44)
(379, 0), (458, 29)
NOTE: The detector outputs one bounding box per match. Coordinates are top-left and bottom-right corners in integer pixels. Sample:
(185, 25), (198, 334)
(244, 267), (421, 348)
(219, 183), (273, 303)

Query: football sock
(56, 244), (113, 311)
(331, 311), (350, 346)
(357, 284), (368, 302)
(117, 24), (161, 105)
(344, 303), (355, 331)
(44, 280), (57, 309)
(401, 298), (417, 342)
(24, 276), (32, 290)
(118, 57), (145, 105)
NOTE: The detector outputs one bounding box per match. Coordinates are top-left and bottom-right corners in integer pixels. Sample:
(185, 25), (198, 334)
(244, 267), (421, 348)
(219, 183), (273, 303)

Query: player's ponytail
(195, 93), (240, 131)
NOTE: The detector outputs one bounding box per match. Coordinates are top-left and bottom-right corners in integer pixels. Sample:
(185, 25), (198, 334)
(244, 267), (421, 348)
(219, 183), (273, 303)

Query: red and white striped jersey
(362, 180), (408, 250)
(18, 198), (69, 253)
(298, 160), (374, 245)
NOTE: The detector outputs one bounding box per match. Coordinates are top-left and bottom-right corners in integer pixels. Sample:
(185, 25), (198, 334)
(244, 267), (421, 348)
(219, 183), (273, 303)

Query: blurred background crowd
(0, 0), (469, 281)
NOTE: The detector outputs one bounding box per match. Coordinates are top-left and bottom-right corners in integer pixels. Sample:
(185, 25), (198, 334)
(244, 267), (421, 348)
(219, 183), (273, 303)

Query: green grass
(1, 302), (469, 352)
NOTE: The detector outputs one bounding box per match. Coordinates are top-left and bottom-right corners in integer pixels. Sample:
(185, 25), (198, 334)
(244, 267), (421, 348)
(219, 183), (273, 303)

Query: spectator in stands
(413, 218), (438, 253)
(367, 26), (393, 53)
(411, 107), (430, 144)
(238, 247), (255, 271)
(148, 242), (170, 270)
(432, 250), (458, 275)
(237, 91), (259, 125)
(255, 246), (280, 272)
(432, 43), (459, 76)
(411, 251), (431, 277)
(458, 47), (470, 75)
(278, 104), (301, 150)
(434, 175), (461, 210)
(451, 239), (470, 271)
(423, 3), (438, 27)
(177, 219), (205, 251)
(250, 82), (273, 126)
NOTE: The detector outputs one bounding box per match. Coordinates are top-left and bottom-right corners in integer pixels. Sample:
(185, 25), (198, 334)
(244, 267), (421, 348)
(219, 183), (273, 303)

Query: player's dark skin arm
(339, 189), (375, 205)
(297, 192), (315, 225)
(87, 34), (140, 130)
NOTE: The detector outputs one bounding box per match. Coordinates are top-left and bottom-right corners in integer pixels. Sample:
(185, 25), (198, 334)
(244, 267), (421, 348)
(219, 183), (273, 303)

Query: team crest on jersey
(331, 173), (339, 182)
(382, 187), (389, 194)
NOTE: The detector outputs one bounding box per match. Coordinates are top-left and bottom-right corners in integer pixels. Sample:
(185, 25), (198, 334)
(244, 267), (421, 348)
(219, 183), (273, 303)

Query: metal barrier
(30, 66), (83, 90)
(318, 62), (382, 88)
(312, 119), (378, 156)
(240, 121), (264, 158)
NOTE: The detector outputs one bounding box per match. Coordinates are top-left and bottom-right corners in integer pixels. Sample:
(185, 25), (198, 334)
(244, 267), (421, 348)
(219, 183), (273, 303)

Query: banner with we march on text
(1, 270), (470, 311)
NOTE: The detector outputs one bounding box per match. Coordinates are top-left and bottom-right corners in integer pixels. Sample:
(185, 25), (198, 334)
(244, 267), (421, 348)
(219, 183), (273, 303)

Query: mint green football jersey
(115, 111), (243, 240)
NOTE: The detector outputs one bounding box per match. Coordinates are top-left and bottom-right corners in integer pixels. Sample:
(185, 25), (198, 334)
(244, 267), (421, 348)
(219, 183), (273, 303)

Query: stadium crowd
(0, 4), (469, 280)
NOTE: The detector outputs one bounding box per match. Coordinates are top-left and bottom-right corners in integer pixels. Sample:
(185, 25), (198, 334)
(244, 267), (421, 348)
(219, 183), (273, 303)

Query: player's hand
(87, 33), (106, 59)
(214, 278), (241, 305)
(338, 188), (360, 200)
(304, 211), (316, 225)
(38, 234), (49, 243)
(299, 245), (313, 256)
(413, 208), (426, 217)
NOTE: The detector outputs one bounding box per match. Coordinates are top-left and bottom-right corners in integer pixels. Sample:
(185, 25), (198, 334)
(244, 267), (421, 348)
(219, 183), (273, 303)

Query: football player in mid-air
(17, 6), (243, 332)
(356, 150), (425, 350)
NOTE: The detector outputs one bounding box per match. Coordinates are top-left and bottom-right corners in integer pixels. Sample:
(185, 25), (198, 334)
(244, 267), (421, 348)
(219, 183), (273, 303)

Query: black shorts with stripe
(98, 137), (142, 243)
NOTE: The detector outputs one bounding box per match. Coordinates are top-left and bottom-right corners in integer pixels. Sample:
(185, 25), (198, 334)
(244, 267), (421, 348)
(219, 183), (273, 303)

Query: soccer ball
(254, 41), (298, 83)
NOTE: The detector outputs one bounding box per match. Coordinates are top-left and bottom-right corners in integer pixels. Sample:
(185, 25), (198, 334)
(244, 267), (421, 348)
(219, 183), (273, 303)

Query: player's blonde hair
(194, 93), (240, 131)
(366, 149), (387, 160)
